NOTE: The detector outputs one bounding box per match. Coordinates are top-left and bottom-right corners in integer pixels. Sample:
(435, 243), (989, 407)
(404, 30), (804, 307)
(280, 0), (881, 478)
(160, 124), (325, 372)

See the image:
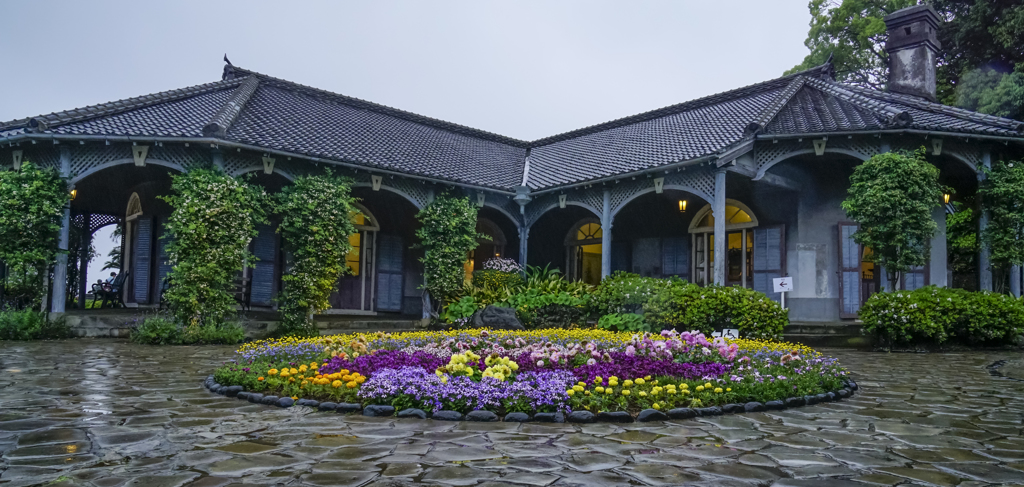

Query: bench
(96, 272), (129, 309)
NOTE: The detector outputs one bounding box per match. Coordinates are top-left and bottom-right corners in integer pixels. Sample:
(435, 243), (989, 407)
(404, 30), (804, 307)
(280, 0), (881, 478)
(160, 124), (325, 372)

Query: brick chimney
(884, 5), (942, 101)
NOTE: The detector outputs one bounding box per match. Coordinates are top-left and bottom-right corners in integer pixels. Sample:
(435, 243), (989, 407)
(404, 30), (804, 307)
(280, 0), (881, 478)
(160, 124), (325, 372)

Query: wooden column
(51, 147), (72, 313)
(713, 169), (727, 285)
(78, 214), (91, 309)
(600, 189), (612, 280)
(979, 149), (993, 292)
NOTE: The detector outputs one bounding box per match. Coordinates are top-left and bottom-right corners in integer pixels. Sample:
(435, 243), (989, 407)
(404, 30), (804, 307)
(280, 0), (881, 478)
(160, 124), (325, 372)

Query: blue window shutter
(752, 225), (785, 302)
(376, 235), (404, 312)
(250, 224), (278, 306)
(611, 241), (630, 273)
(133, 217), (153, 304)
(838, 223), (862, 317)
(661, 237), (690, 279)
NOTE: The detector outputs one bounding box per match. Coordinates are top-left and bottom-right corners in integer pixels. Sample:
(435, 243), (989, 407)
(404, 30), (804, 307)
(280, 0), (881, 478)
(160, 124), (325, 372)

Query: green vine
(415, 193), (482, 311)
(981, 159), (1024, 271)
(0, 161), (70, 308)
(160, 169), (266, 327)
(275, 172), (358, 336)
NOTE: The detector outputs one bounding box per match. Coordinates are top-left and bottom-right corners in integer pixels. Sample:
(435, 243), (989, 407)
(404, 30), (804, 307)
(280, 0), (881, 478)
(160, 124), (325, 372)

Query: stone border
(203, 375), (858, 423)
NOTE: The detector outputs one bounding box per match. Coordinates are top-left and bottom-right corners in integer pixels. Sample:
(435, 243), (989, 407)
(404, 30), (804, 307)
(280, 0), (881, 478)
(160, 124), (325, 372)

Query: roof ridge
(6, 78), (244, 133)
(204, 76), (261, 137)
(804, 78), (912, 128)
(745, 76), (807, 135)
(529, 63), (836, 148)
(224, 65), (531, 148)
(842, 83), (1024, 134)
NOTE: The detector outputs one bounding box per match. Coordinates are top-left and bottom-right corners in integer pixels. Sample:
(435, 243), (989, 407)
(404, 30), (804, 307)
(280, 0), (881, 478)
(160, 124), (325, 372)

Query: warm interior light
(943, 193), (951, 204)
(678, 200), (687, 212)
(70, 188), (77, 200)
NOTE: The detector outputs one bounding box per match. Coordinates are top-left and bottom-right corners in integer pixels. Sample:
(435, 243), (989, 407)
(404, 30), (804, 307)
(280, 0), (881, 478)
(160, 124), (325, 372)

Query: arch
(125, 193), (143, 220)
(482, 201), (521, 228)
(232, 166), (297, 182)
(611, 184), (713, 218)
(477, 218), (507, 246)
(564, 217), (603, 284)
(755, 148), (870, 180)
(351, 202), (380, 231)
(351, 182), (425, 210)
(935, 149), (978, 172)
(71, 158), (185, 184)
(688, 199), (758, 233)
(564, 218), (603, 246)
(526, 201), (602, 228)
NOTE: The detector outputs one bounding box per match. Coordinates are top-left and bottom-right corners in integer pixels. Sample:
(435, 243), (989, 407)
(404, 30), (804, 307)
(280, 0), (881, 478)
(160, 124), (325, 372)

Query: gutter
(528, 154), (716, 197)
(759, 129), (1024, 145)
(0, 133), (517, 196)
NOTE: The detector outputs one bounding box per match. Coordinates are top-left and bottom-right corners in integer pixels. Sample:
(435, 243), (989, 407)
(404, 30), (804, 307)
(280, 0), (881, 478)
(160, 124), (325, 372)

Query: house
(2, 5), (1021, 322)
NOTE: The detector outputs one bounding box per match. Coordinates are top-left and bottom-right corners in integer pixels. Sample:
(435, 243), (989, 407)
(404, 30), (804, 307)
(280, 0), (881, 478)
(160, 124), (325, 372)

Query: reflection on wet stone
(5, 341), (1024, 485)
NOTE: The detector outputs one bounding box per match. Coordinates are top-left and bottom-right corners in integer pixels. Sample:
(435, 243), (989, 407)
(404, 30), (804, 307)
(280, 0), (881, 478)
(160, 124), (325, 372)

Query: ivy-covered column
(979, 149), (993, 292)
(78, 214), (91, 308)
(600, 189), (612, 279)
(51, 147), (72, 313)
(713, 168), (727, 285)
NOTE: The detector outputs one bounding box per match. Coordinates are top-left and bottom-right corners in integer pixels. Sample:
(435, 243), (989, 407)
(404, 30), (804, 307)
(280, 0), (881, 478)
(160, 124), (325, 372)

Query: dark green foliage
(644, 282), (788, 340)
(596, 312), (649, 333)
(0, 310), (69, 340)
(275, 172), (358, 337)
(130, 315), (245, 345)
(589, 272), (678, 316)
(946, 200), (978, 287)
(860, 286), (1024, 346)
(472, 269), (524, 290)
(160, 169), (266, 328)
(416, 193), (483, 308)
(842, 149), (944, 290)
(442, 265), (591, 329)
(0, 161), (71, 308)
(980, 160), (1024, 270)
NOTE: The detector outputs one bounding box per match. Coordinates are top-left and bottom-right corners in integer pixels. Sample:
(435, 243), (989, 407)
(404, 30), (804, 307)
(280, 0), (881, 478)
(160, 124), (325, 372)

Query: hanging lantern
(678, 200), (687, 212)
(943, 193), (951, 204)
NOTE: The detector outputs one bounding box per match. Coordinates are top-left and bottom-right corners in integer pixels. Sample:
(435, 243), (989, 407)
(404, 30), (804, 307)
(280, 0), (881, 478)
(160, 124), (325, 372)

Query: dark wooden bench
(96, 272), (129, 309)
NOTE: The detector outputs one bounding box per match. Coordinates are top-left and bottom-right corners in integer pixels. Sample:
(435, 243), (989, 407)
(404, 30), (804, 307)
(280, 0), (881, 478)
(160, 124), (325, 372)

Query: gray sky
(0, 0), (812, 289)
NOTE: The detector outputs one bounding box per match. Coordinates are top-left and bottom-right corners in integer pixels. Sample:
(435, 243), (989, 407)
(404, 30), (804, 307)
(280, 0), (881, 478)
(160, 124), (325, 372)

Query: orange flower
(257, 377), (265, 381)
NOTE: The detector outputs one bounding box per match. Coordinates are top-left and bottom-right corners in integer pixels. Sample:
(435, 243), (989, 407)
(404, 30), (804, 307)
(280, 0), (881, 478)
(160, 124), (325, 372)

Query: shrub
(596, 312), (649, 333)
(131, 316), (246, 345)
(442, 265), (592, 329)
(131, 316), (183, 345)
(416, 193), (483, 310)
(472, 269), (524, 290)
(185, 321), (246, 345)
(589, 272), (678, 315)
(644, 282), (787, 339)
(0, 310), (69, 340)
(860, 286), (1024, 346)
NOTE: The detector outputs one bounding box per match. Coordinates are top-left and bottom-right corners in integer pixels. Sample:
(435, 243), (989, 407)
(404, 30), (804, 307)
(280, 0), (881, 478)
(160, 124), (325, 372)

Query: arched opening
(464, 217), (508, 280)
(688, 200), (759, 287)
(610, 189), (709, 280)
(330, 203), (381, 311)
(565, 218), (603, 285)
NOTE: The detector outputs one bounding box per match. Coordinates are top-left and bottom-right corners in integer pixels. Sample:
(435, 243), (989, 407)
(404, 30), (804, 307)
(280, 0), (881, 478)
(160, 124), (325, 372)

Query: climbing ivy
(981, 159), (1024, 277)
(275, 172), (358, 336)
(161, 169), (266, 328)
(416, 192), (483, 311)
(0, 161), (70, 307)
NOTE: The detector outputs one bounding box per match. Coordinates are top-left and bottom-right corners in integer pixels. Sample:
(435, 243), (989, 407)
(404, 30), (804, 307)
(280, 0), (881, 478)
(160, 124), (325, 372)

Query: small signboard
(772, 276), (793, 293)
(710, 328), (740, 339)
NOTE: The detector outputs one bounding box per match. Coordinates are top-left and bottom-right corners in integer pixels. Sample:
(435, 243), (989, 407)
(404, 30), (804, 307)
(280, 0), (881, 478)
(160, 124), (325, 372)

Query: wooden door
(375, 234), (404, 312)
(752, 225), (785, 302)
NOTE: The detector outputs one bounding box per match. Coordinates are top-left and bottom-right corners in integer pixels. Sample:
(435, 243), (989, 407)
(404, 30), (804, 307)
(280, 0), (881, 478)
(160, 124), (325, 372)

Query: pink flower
(537, 360), (545, 367)
(586, 358), (596, 365)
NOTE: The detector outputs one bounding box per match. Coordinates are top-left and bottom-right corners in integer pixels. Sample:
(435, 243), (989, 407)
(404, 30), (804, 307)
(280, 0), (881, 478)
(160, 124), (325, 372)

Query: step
(782, 333), (873, 349)
(785, 322), (864, 336)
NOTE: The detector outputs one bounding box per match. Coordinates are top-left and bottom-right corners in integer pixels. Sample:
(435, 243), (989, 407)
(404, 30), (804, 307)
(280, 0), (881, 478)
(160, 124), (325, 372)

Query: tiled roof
(2, 61), (1022, 191)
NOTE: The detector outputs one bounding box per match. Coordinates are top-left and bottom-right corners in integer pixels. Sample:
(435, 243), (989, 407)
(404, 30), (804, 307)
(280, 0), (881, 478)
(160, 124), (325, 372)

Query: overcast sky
(0, 0), (812, 289)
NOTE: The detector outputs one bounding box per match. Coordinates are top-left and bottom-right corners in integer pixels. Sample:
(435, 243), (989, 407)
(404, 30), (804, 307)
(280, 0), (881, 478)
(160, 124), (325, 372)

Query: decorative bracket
(262, 156), (275, 174)
(476, 192), (485, 208)
(132, 145), (149, 167)
(371, 175), (383, 191)
(558, 194), (567, 209)
(931, 138), (943, 156)
(813, 139), (827, 156)
(12, 150), (22, 170)
(653, 177), (665, 194)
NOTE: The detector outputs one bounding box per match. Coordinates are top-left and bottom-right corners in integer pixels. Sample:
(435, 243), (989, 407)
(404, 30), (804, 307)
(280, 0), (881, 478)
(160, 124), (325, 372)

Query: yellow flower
(584, 390), (591, 396)
(594, 377), (603, 385)
(566, 389), (575, 396)
(644, 375), (652, 381)
(291, 396), (298, 400)
(608, 376), (618, 382)
(680, 383), (688, 389)
(638, 391), (647, 397)
(332, 380), (342, 388)
(635, 378), (645, 385)
(652, 403), (660, 410)
(696, 385), (704, 392)
(623, 380), (633, 387)
(346, 381), (358, 388)
(573, 385), (584, 392)
(714, 387), (723, 394)
(267, 369), (279, 376)
(299, 365), (308, 372)
(595, 386), (605, 393)
(726, 388), (732, 392)
(704, 382), (712, 389)
(621, 389), (630, 396)
(605, 388), (614, 395)
(578, 382), (587, 387)
(290, 368), (298, 375)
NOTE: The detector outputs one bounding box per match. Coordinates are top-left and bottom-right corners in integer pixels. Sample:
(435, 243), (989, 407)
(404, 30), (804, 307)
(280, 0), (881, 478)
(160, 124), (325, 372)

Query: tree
(0, 161), (71, 308)
(161, 169), (266, 328)
(842, 149), (944, 290)
(415, 193), (483, 313)
(979, 159), (1024, 285)
(275, 172), (358, 337)
(946, 199), (978, 289)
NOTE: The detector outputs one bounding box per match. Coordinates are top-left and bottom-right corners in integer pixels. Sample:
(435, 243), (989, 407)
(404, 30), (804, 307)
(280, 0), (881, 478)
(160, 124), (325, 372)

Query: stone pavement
(2, 341), (1024, 486)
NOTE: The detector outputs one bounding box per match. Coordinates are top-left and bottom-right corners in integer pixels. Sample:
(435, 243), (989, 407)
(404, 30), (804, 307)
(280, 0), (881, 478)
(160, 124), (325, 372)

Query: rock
(845, 379), (858, 391)
(804, 394), (819, 405)
(636, 409), (669, 422)
(470, 305), (524, 331)
(784, 397), (806, 408)
(503, 412), (531, 422)
(432, 410), (463, 421)
(764, 400), (785, 411)
(696, 407), (722, 416)
(596, 411), (633, 423)
(466, 410), (498, 422)
(337, 403), (363, 414)
(533, 412), (557, 422)
(247, 393), (264, 404)
(721, 403), (744, 414)
(567, 411), (595, 423)
(363, 405), (396, 417)
(318, 402), (338, 412)
(209, 382), (221, 391)
(814, 393), (828, 403)
(276, 397), (294, 408)
(667, 408), (697, 420)
(743, 402), (766, 413)
(837, 389), (851, 398)
(304, 400), (320, 408)
(261, 395), (279, 405)
(236, 392), (249, 400)
(211, 385), (224, 394)
(397, 408), (427, 419)
(824, 392), (837, 402)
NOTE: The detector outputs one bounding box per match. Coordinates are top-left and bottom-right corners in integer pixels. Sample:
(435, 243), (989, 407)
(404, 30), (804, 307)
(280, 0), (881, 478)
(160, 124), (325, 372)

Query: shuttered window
(903, 266), (927, 291)
(661, 237), (689, 279)
(375, 234), (404, 312)
(250, 224), (278, 307)
(752, 225), (785, 302)
(132, 217), (153, 304)
(838, 223), (862, 318)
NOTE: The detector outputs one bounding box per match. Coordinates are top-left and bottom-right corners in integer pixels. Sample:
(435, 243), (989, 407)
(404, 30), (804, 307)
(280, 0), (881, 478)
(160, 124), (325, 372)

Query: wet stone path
(2, 342), (1024, 486)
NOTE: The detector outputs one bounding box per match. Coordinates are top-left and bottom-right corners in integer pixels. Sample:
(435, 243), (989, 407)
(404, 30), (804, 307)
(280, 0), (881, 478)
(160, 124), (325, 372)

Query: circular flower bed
(208, 329), (854, 421)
